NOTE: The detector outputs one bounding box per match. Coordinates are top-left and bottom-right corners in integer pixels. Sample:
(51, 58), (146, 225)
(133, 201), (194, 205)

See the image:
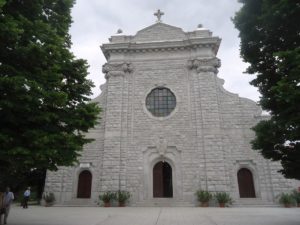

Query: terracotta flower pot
(200, 202), (209, 207)
(118, 202), (125, 207)
(45, 202), (53, 207)
(219, 203), (225, 208)
(103, 202), (111, 207)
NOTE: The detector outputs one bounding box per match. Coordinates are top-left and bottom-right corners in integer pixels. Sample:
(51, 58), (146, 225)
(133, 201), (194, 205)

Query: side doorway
(77, 170), (92, 198)
(237, 168), (256, 198)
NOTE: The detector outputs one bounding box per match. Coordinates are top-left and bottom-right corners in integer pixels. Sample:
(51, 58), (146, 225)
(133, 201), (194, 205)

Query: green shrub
(292, 190), (300, 203)
(42, 192), (55, 203)
(214, 192), (232, 204)
(30, 191), (38, 201)
(195, 190), (212, 203)
(117, 190), (131, 203)
(278, 193), (295, 205)
(99, 191), (116, 203)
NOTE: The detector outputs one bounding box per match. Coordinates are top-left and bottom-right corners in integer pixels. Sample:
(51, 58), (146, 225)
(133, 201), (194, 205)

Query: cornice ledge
(101, 38), (221, 55)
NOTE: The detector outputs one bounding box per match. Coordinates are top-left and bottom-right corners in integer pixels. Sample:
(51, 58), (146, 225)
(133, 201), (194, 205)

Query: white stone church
(45, 11), (299, 206)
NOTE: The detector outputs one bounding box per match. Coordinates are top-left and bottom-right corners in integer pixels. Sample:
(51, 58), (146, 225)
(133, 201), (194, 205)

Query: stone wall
(45, 22), (300, 206)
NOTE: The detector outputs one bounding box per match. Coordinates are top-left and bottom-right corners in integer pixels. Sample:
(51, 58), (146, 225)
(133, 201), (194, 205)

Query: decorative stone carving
(187, 57), (221, 73)
(122, 63), (134, 73)
(102, 62), (133, 79)
(157, 136), (167, 157)
(186, 60), (194, 70)
(79, 163), (91, 168)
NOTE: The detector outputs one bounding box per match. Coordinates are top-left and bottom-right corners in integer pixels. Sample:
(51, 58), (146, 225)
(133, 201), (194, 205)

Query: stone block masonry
(45, 16), (300, 206)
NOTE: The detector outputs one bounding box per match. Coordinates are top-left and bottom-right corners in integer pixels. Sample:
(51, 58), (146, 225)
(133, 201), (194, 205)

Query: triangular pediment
(133, 22), (186, 42)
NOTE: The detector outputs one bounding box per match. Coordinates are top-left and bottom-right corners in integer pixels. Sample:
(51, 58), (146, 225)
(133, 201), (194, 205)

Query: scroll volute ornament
(187, 58), (221, 73)
(102, 62), (133, 79)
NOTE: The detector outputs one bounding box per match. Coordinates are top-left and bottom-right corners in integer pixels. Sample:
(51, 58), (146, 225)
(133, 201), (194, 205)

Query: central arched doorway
(77, 170), (92, 198)
(153, 161), (173, 198)
(237, 168), (256, 198)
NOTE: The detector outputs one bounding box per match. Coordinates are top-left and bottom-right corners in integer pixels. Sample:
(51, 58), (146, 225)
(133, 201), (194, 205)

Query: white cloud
(70, 0), (260, 101)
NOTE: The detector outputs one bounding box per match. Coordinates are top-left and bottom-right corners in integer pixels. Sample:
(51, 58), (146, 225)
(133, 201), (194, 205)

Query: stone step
(134, 198), (194, 207)
(232, 204), (279, 208)
(232, 198), (279, 207)
(55, 198), (97, 207)
(55, 198), (280, 207)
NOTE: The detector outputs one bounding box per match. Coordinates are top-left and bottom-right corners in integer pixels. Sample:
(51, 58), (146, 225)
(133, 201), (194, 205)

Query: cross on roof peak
(154, 9), (164, 23)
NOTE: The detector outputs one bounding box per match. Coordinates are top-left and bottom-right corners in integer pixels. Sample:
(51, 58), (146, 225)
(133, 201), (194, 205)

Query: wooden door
(238, 168), (256, 198)
(77, 170), (92, 198)
(153, 161), (173, 198)
(153, 162), (164, 197)
(163, 162), (173, 197)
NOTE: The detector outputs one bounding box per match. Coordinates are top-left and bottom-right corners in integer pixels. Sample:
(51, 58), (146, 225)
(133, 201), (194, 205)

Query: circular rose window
(145, 87), (176, 117)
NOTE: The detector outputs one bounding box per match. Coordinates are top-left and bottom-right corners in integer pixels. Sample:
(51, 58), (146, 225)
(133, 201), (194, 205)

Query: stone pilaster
(188, 57), (229, 192)
(101, 62), (133, 192)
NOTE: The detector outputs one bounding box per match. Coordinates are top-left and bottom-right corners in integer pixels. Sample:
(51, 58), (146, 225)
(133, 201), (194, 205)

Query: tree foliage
(233, 0), (300, 179)
(0, 0), (101, 184)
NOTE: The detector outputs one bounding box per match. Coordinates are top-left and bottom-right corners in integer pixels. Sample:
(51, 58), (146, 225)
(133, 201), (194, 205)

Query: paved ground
(4, 206), (300, 225)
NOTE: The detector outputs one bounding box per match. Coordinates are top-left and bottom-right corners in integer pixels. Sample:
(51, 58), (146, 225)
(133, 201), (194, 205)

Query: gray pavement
(5, 206), (300, 225)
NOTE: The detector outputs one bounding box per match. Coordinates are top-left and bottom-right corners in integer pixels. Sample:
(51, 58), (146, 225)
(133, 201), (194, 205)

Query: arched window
(77, 170), (92, 198)
(237, 168), (256, 198)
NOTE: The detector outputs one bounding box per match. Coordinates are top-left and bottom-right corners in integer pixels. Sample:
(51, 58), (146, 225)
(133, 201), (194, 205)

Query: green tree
(0, 0), (101, 186)
(233, 0), (300, 179)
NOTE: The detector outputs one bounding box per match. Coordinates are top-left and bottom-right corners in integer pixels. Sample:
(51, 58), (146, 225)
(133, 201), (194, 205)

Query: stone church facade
(45, 13), (299, 206)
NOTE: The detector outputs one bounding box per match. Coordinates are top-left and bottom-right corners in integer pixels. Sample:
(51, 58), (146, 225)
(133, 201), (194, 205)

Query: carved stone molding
(102, 62), (133, 79)
(101, 40), (221, 60)
(143, 136), (182, 160)
(142, 141), (182, 200)
(187, 57), (221, 73)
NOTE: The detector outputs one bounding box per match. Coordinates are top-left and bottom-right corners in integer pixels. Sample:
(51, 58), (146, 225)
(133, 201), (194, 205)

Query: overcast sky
(70, 0), (260, 102)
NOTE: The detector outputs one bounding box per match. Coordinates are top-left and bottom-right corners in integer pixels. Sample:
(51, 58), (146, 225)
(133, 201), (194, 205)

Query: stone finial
(154, 9), (164, 23)
(116, 29), (123, 34)
(197, 24), (207, 30)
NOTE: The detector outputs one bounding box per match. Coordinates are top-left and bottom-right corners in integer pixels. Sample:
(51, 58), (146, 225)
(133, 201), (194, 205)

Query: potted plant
(278, 193), (295, 208)
(195, 190), (212, 207)
(42, 192), (55, 206)
(99, 191), (115, 207)
(214, 192), (232, 207)
(117, 190), (131, 207)
(292, 190), (300, 207)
